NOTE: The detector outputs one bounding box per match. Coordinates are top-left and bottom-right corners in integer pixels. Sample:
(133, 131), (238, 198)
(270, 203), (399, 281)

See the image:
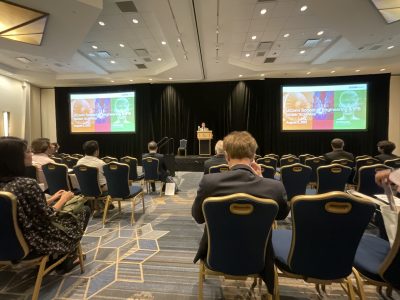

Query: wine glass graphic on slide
(337, 91), (360, 121)
(114, 98), (131, 124)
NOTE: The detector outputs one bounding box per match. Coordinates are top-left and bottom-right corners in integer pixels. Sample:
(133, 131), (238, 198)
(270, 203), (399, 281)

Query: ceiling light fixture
(260, 8), (267, 15)
(110, 80), (114, 82)
(380, 68), (386, 71)
(330, 70), (336, 73)
(132, 18), (139, 24)
(355, 69), (361, 72)
(149, 78), (153, 81)
(129, 79), (133, 82)
(157, 57), (162, 61)
(110, 60), (116, 64)
(284, 33), (290, 38)
(92, 45), (98, 49)
(260, 74), (265, 77)
(119, 43), (125, 47)
(387, 45), (394, 50)
(245, 53), (250, 57)
(306, 71), (311, 75)
(251, 35), (257, 40)
(300, 5), (308, 12)
(317, 30), (324, 36)
(177, 38), (181, 43)
(299, 50), (306, 54)
(169, 77), (173, 80)
(238, 74), (243, 77)
(98, 21), (105, 26)
(16, 57), (31, 63)
(161, 41), (167, 45)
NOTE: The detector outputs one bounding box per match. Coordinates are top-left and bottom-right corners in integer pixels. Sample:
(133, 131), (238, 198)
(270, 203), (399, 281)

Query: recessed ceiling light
(355, 69), (361, 72)
(387, 45), (394, 50)
(129, 79), (133, 82)
(98, 21), (105, 26)
(260, 73), (265, 77)
(110, 60), (116, 64)
(299, 50), (306, 54)
(157, 57), (162, 61)
(283, 33), (290, 38)
(300, 5), (308, 12)
(306, 71), (311, 75)
(251, 35), (257, 40)
(149, 78), (153, 81)
(245, 53), (250, 57)
(110, 80), (114, 83)
(161, 41), (167, 45)
(91, 45), (98, 49)
(88, 53), (95, 57)
(177, 38), (181, 43)
(330, 70), (336, 73)
(238, 74), (243, 77)
(119, 43), (125, 48)
(132, 18), (139, 24)
(16, 57), (31, 63)
(169, 77), (173, 80)
(380, 68), (386, 71)
(317, 30), (324, 36)
(260, 8), (267, 15)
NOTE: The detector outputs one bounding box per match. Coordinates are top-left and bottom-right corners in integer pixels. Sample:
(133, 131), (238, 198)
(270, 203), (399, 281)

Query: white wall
(40, 88), (57, 142)
(389, 76), (400, 156)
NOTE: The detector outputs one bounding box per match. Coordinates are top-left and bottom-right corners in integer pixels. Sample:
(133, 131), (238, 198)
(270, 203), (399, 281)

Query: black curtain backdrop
(55, 73), (390, 159)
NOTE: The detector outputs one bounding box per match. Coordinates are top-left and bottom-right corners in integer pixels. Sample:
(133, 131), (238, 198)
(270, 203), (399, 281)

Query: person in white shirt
(76, 140), (107, 191)
(31, 138), (55, 190)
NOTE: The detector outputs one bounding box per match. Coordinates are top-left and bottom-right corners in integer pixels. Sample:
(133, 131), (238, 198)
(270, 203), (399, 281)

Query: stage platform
(174, 155), (210, 172)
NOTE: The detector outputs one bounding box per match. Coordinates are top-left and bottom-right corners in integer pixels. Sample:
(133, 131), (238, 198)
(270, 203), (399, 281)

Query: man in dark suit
(323, 138), (354, 163)
(192, 131), (289, 294)
(142, 141), (169, 192)
(375, 140), (398, 163)
(203, 140), (227, 174)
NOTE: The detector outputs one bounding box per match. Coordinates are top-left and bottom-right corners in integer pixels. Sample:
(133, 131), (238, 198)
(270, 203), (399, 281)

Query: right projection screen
(281, 83), (367, 131)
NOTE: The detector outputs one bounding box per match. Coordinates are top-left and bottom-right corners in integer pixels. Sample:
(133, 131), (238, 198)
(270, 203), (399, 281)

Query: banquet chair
(24, 165), (38, 181)
(280, 163), (312, 201)
(42, 162), (71, 195)
(280, 156), (300, 168)
(357, 164), (391, 196)
(257, 157), (278, 170)
(316, 164), (352, 194)
(71, 153), (84, 159)
(259, 164), (276, 179)
(120, 156), (144, 184)
(299, 154), (314, 165)
(356, 155), (371, 161)
(62, 156), (79, 169)
(353, 158), (380, 184)
(331, 158), (355, 168)
(265, 153), (279, 160)
(101, 156), (118, 164)
(384, 158), (400, 169)
(209, 164), (229, 174)
(142, 157), (162, 195)
(177, 139), (187, 156)
(305, 157), (327, 186)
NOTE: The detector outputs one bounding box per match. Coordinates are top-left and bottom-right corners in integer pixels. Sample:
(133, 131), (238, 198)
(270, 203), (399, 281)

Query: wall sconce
(3, 111), (10, 136)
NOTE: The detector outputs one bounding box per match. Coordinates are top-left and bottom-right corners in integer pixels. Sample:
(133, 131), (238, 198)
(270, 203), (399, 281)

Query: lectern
(197, 130), (213, 155)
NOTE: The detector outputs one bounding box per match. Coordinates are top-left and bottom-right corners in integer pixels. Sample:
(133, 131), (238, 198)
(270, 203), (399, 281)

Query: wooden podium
(197, 130), (213, 156)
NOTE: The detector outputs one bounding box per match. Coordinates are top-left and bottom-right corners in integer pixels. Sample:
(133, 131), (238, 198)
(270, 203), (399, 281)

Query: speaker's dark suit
(375, 153), (398, 163)
(323, 149), (354, 163)
(192, 164), (289, 293)
(203, 154), (227, 174)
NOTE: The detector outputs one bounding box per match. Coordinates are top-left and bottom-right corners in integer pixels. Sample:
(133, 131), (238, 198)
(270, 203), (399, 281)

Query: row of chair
(198, 192), (400, 299)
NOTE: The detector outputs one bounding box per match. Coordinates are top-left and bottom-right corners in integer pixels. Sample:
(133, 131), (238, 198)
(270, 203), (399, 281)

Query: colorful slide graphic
(282, 84), (367, 131)
(70, 92), (135, 133)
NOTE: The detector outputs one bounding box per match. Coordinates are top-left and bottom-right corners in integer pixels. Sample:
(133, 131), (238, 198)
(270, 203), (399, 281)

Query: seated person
(0, 137), (90, 270)
(31, 138), (55, 190)
(76, 140), (107, 191)
(192, 131), (289, 294)
(50, 142), (61, 158)
(142, 141), (169, 192)
(203, 140), (227, 174)
(323, 138), (354, 163)
(375, 140), (398, 163)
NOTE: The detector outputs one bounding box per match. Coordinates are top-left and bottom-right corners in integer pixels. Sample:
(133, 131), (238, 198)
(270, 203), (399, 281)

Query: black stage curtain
(55, 73), (389, 159)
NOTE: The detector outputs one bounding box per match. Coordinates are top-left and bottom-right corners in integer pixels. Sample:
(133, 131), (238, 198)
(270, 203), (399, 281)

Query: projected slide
(282, 84), (367, 131)
(70, 92), (135, 133)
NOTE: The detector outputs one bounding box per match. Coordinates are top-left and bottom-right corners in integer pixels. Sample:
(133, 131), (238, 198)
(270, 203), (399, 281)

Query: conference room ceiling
(0, 0), (400, 87)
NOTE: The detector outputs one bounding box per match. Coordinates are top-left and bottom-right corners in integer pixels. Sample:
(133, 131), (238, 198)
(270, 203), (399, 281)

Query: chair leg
(198, 261), (205, 300)
(386, 286), (393, 297)
(352, 268), (366, 300)
(273, 266), (280, 300)
(345, 276), (356, 300)
(32, 256), (48, 300)
(141, 192), (145, 213)
(131, 198), (136, 225)
(102, 196), (111, 225)
(77, 244), (85, 274)
(118, 200), (122, 213)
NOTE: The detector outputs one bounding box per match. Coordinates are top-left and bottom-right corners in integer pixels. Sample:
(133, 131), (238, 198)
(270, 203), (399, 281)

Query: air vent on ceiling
(96, 51), (111, 58)
(256, 52), (266, 57)
(264, 57), (277, 63)
(257, 0), (275, 2)
(143, 57), (152, 62)
(135, 64), (147, 69)
(370, 44), (382, 50)
(134, 48), (149, 57)
(257, 42), (273, 52)
(54, 63), (64, 67)
(115, 1), (138, 12)
(303, 39), (321, 48)
(16, 57), (31, 63)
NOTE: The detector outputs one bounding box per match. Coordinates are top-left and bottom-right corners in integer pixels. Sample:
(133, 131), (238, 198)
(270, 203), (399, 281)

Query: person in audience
(76, 140), (107, 191)
(375, 140), (397, 163)
(323, 138), (354, 163)
(31, 138), (55, 190)
(142, 141), (170, 192)
(203, 140), (227, 174)
(50, 142), (61, 157)
(0, 137), (90, 271)
(192, 131), (289, 295)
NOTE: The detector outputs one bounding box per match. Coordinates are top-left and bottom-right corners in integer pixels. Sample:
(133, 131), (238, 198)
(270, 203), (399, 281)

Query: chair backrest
(289, 192), (376, 280)
(142, 157), (160, 180)
(356, 155), (371, 161)
(103, 163), (130, 198)
(299, 154), (314, 165)
(280, 156), (300, 167)
(71, 154), (84, 159)
(357, 164), (391, 196)
(42, 163), (70, 194)
(209, 164), (230, 174)
(73, 165), (102, 197)
(317, 164), (352, 194)
(265, 154), (279, 161)
(280, 163), (312, 201)
(203, 193), (278, 275)
(179, 139), (187, 148)
(24, 165), (38, 180)
(354, 157), (380, 183)
(384, 158), (400, 169)
(62, 156), (79, 168)
(259, 164), (275, 179)
(380, 211), (400, 289)
(331, 158), (355, 168)
(120, 156), (139, 180)
(305, 157), (327, 182)
(51, 157), (63, 163)
(256, 157), (277, 170)
(101, 156), (118, 164)
(0, 192), (30, 262)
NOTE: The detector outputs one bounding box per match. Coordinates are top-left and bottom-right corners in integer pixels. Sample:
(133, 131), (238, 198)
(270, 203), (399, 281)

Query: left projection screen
(70, 91), (136, 133)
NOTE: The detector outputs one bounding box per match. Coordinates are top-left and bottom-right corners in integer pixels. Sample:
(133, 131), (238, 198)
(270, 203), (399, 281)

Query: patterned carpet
(0, 172), (399, 299)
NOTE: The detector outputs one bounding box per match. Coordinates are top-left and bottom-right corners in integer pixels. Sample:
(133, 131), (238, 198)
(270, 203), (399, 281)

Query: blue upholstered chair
(71, 153), (84, 159)
(103, 162), (145, 225)
(356, 155), (372, 161)
(257, 157), (278, 170)
(177, 139), (187, 156)
(24, 165), (38, 180)
(51, 156), (63, 164)
(353, 157), (380, 184)
(331, 158), (355, 168)
(384, 158), (400, 169)
(272, 191), (376, 299)
(101, 156), (118, 164)
(265, 153), (279, 160)
(198, 193), (279, 299)
(259, 164), (275, 179)
(209, 164), (229, 174)
(299, 154), (314, 165)
(280, 156), (299, 168)
(142, 157), (162, 195)
(357, 164), (391, 196)
(280, 163), (312, 201)
(0, 191), (85, 300)
(353, 211), (400, 299)
(305, 157), (327, 186)
(316, 164), (352, 194)
(42, 162), (71, 195)
(120, 156), (144, 183)
(62, 156), (79, 168)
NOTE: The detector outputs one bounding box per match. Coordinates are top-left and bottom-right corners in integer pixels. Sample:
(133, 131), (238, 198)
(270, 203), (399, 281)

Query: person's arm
(46, 190), (65, 205)
(52, 191), (74, 211)
(275, 182), (290, 220)
(375, 169), (392, 187)
(192, 177), (209, 224)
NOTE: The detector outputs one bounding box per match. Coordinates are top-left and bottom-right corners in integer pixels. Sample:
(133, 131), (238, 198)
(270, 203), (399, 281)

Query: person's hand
(53, 190), (65, 199)
(250, 161), (263, 177)
(375, 169), (391, 187)
(60, 191), (74, 202)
